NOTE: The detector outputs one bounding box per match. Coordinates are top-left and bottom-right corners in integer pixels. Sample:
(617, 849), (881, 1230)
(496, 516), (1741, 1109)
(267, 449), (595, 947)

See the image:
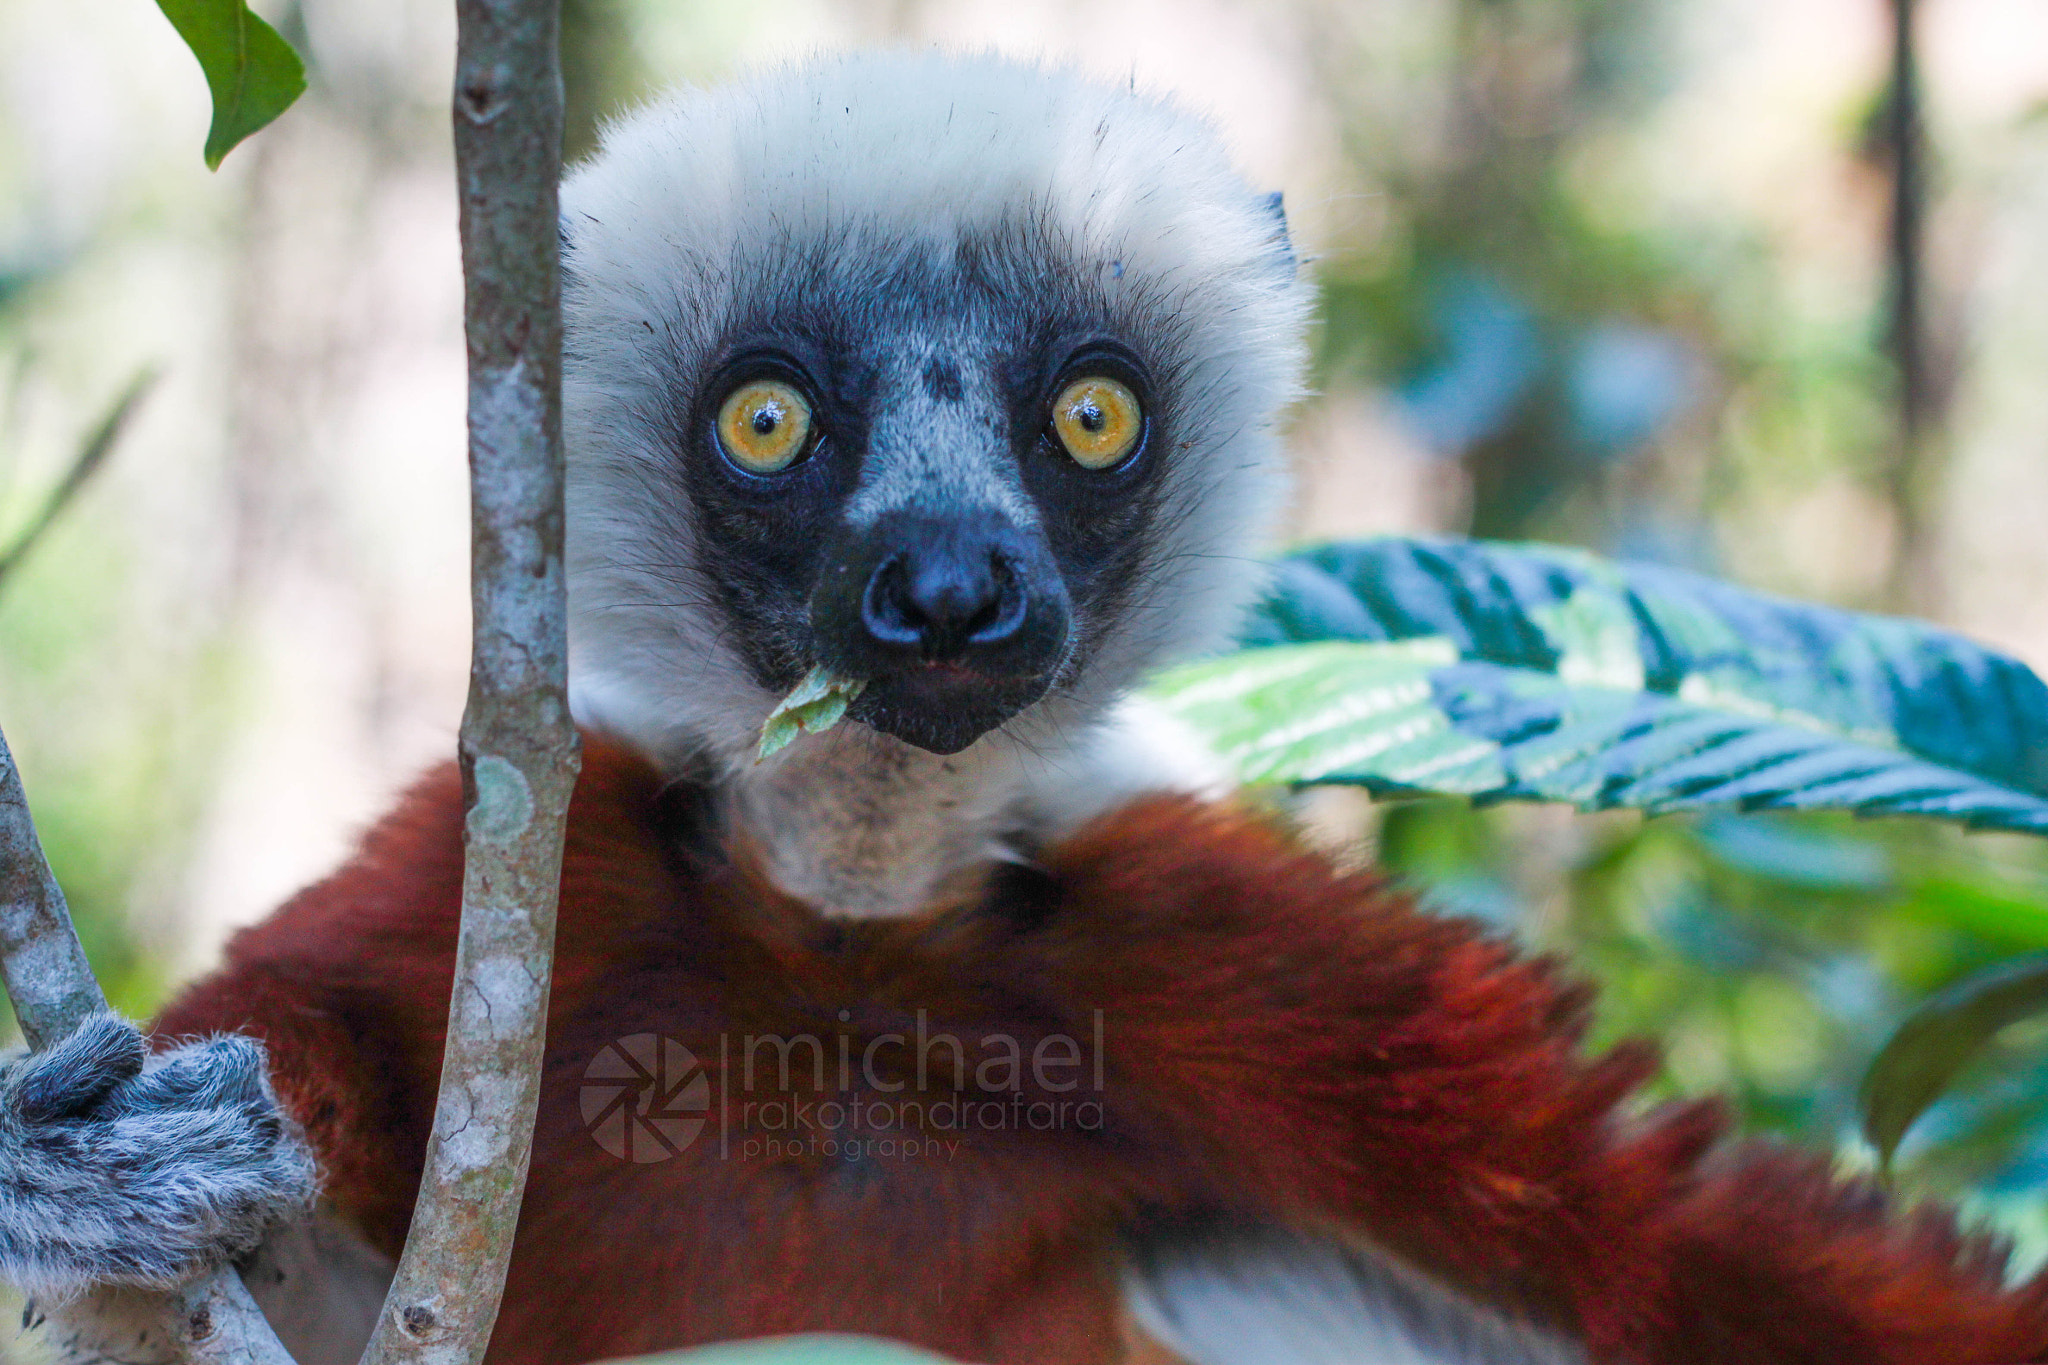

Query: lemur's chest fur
(719, 726), (1032, 918)
(158, 739), (1249, 1364)
(712, 695), (1229, 919)
(493, 760), (1230, 1362)
(501, 877), (1181, 1362)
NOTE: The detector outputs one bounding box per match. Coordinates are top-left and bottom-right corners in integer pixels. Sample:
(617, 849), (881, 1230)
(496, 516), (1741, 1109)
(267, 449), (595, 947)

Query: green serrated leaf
(1147, 639), (1499, 791)
(156, 0), (307, 170)
(1155, 537), (2048, 835)
(1531, 585), (1644, 690)
(1860, 954), (2048, 1170)
(756, 667), (867, 761)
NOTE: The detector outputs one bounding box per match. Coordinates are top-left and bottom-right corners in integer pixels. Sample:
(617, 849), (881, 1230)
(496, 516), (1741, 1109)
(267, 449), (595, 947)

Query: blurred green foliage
(1307, 0), (1903, 587)
(0, 354), (203, 1028)
(1373, 798), (2048, 1252)
(1292, 0), (2048, 1260)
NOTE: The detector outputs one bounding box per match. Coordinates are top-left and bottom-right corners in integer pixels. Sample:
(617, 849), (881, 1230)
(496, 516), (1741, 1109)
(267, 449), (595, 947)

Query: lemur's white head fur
(561, 52), (1309, 911)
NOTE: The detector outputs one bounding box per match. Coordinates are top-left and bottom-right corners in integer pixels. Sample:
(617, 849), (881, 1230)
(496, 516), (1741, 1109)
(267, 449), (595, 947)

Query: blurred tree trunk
(1880, 0), (1948, 617)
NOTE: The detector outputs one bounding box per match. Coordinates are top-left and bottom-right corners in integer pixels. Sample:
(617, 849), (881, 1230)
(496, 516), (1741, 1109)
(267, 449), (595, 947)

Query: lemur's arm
(1023, 796), (2048, 1365)
(0, 761), (465, 1341)
(0, 760), (462, 1318)
(0, 1014), (317, 1299)
(1, 765), (470, 1365)
(149, 760), (470, 1260)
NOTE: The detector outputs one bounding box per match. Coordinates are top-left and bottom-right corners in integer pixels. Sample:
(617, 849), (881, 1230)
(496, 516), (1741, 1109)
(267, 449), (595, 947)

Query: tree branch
(0, 729), (107, 1048)
(7, 3), (571, 1361)
(357, 0), (579, 1361)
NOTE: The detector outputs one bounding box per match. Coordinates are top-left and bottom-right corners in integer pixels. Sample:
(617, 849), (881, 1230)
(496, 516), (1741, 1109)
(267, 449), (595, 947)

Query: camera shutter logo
(581, 1034), (710, 1162)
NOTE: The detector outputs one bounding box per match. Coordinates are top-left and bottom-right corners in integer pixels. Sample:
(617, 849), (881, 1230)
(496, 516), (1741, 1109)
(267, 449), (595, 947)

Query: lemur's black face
(667, 234), (1175, 755)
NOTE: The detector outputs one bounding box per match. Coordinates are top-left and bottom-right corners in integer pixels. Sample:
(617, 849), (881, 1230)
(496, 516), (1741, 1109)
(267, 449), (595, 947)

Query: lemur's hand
(0, 1013), (318, 1299)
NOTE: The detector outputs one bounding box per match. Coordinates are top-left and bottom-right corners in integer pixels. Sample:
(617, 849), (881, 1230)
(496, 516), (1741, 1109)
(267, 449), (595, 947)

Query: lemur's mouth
(905, 659), (995, 685)
(847, 661), (1055, 755)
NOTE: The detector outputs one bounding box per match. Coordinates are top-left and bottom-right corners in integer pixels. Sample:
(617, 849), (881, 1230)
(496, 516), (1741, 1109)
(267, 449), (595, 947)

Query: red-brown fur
(157, 737), (2048, 1364)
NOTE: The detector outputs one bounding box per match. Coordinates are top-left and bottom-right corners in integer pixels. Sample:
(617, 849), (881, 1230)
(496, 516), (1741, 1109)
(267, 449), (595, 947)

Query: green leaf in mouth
(757, 667), (868, 761)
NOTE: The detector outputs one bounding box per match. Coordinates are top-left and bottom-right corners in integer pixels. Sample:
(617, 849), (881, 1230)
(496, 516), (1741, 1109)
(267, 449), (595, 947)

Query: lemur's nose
(810, 506), (1072, 749)
(812, 506), (1071, 695)
(861, 530), (1028, 660)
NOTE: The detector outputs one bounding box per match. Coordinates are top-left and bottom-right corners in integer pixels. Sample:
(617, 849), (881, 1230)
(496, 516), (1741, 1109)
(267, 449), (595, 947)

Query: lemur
(6, 51), (2047, 1365)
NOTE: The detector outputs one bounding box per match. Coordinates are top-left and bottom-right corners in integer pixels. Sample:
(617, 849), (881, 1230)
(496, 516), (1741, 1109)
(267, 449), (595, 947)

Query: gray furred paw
(0, 1013), (319, 1300)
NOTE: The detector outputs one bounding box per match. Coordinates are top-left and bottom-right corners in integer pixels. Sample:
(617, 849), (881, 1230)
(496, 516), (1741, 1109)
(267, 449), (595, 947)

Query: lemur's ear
(1261, 191), (1295, 273)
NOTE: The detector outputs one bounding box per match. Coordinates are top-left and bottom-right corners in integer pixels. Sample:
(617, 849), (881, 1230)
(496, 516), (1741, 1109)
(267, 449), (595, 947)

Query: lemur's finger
(101, 1035), (269, 1117)
(0, 1107), (324, 1294)
(0, 1025), (316, 1301)
(7, 1015), (146, 1125)
(115, 1105), (317, 1193)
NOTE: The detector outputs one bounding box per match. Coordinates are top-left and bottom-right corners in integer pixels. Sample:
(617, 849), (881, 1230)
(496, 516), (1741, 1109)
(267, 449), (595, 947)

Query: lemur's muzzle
(812, 508), (1071, 753)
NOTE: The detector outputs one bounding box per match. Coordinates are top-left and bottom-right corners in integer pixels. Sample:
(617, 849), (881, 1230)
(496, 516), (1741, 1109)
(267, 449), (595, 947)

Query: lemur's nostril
(967, 554), (1028, 645)
(860, 556), (922, 648)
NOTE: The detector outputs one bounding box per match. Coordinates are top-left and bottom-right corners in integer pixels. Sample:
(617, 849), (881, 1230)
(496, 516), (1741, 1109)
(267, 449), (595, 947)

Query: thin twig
(355, 0), (579, 1360)
(0, 723), (297, 1365)
(0, 727), (108, 1050)
(1884, 0), (1926, 446)
(0, 370), (158, 588)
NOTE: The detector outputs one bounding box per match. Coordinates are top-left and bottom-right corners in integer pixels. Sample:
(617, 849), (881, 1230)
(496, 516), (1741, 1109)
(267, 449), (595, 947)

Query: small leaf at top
(1860, 953), (2048, 1170)
(156, 0), (307, 170)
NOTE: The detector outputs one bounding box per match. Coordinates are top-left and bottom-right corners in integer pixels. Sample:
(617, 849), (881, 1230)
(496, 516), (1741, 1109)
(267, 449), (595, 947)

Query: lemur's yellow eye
(1051, 377), (1142, 469)
(717, 380), (812, 473)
